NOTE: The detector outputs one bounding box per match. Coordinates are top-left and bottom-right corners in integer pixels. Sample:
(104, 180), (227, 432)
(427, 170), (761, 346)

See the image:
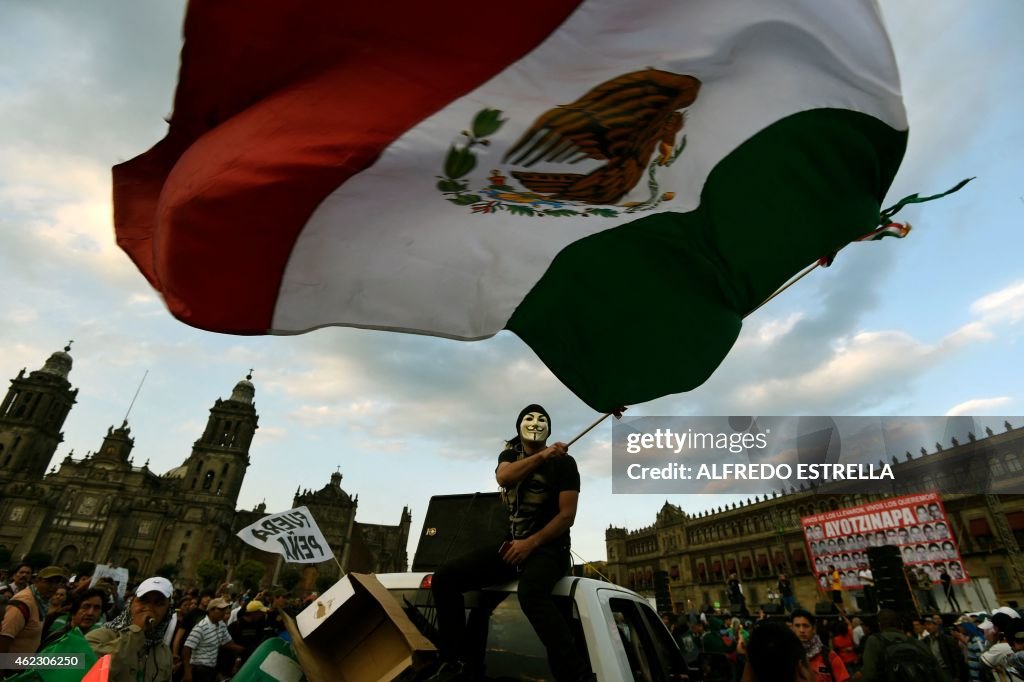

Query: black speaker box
(866, 545), (900, 563)
(876, 594), (916, 613)
(412, 492), (509, 571)
(654, 570), (672, 613)
(866, 544), (916, 612)
(760, 603), (783, 615)
(867, 546), (908, 580)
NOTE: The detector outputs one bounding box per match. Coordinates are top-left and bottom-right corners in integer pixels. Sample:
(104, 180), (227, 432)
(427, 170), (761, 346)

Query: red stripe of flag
(114, 0), (583, 333)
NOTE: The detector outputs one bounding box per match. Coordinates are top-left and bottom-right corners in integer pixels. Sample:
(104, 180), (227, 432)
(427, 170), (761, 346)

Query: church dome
(229, 372), (255, 404)
(39, 343), (74, 379)
(164, 464), (189, 479)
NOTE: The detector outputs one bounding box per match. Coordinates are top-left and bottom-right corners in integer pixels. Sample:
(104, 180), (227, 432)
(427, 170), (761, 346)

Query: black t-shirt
(228, 617), (270, 660)
(179, 607), (206, 637)
(265, 608), (286, 634)
(497, 446), (581, 543)
(778, 578), (792, 596)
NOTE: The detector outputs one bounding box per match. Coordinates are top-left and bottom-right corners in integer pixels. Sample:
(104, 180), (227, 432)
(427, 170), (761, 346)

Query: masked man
(429, 404), (590, 682)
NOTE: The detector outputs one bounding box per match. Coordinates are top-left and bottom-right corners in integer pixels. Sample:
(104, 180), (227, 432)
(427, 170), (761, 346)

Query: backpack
(679, 633), (700, 664)
(881, 636), (942, 682)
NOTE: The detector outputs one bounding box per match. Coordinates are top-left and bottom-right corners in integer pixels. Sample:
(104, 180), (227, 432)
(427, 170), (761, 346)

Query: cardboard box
(282, 573), (437, 682)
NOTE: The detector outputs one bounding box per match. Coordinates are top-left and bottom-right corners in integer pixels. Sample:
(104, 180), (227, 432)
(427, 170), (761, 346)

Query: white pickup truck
(375, 571), (691, 681)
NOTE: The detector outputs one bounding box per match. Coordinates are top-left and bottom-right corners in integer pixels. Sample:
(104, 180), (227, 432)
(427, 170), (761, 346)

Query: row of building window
(626, 538), (658, 556)
(619, 511), (1024, 589)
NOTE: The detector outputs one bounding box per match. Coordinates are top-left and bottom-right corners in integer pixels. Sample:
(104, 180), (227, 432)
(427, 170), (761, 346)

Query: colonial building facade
(0, 345), (410, 586)
(606, 423), (1024, 611)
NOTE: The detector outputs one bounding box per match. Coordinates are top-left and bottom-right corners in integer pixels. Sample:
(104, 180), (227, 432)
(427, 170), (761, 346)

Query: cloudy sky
(2, 1), (1022, 568)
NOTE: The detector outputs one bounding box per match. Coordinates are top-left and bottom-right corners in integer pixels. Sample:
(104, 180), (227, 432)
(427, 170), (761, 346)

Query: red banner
(801, 492), (967, 590)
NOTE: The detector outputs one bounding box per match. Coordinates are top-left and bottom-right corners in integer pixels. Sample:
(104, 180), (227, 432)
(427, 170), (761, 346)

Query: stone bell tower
(0, 342), (78, 480)
(180, 372), (259, 507)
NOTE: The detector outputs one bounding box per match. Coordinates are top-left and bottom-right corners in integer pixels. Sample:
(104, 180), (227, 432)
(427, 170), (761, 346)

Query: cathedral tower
(180, 373), (259, 507)
(0, 343), (78, 480)
(92, 421), (135, 466)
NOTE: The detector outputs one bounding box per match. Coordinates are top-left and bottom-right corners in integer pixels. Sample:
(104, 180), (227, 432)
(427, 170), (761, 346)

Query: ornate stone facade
(0, 346), (410, 587)
(606, 423), (1024, 611)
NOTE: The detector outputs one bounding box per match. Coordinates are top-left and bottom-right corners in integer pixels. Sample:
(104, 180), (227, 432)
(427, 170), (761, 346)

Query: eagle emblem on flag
(437, 69), (701, 218)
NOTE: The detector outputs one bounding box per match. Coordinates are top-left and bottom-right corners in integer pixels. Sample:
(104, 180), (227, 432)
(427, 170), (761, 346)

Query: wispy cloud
(708, 272), (1019, 411)
(1, 150), (142, 287)
(731, 330), (943, 412)
(971, 280), (1024, 326)
(735, 313), (806, 348)
(257, 425), (289, 441)
(946, 397), (1013, 417)
(289, 404), (352, 427)
(2, 306), (39, 325)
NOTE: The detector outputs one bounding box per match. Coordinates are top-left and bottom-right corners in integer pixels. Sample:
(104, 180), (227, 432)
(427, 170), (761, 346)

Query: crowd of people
(663, 602), (1024, 682)
(1, 562), (310, 681)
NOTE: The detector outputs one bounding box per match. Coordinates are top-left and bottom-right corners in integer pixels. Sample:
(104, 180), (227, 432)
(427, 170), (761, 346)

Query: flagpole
(746, 261), (820, 318)
(567, 412), (614, 447)
(570, 548), (611, 582)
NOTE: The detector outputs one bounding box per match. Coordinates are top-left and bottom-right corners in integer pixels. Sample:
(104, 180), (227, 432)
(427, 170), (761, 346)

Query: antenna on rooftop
(123, 370), (149, 424)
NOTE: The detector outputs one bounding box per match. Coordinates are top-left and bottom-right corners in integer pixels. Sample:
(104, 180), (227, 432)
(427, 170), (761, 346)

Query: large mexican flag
(115, 0), (907, 411)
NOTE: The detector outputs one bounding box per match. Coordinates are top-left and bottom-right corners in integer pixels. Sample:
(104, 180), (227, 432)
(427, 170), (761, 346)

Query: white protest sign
(236, 506), (333, 564)
(92, 563), (131, 601)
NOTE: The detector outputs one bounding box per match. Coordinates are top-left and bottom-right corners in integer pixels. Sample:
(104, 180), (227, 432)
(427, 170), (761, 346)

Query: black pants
(944, 584), (961, 612)
(862, 585), (877, 612)
(432, 540), (588, 682)
(916, 588), (939, 613)
(190, 666), (217, 682)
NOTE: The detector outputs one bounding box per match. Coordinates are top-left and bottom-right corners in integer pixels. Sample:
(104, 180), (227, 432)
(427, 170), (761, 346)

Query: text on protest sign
(801, 492), (968, 590)
(237, 506), (332, 564)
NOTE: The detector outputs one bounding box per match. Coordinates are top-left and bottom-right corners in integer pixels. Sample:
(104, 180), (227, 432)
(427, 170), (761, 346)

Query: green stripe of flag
(507, 108), (907, 411)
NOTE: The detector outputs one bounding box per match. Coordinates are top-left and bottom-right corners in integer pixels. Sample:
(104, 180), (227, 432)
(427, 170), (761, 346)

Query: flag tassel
(749, 177), (974, 316)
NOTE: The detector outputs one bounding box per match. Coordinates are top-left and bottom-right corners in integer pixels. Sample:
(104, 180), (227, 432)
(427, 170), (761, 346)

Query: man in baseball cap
(86, 574), (175, 681)
(244, 600), (268, 613)
(37, 566), (71, 580)
(136, 576), (173, 599)
(265, 589), (289, 636)
(184, 597), (242, 681)
(0, 565), (69, 659)
(229, 600), (271, 667)
(995, 606), (1022, 620)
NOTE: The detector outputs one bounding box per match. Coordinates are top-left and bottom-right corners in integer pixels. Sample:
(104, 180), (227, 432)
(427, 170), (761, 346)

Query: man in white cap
(995, 606), (1022, 620)
(87, 575), (176, 682)
(980, 611), (1016, 680)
